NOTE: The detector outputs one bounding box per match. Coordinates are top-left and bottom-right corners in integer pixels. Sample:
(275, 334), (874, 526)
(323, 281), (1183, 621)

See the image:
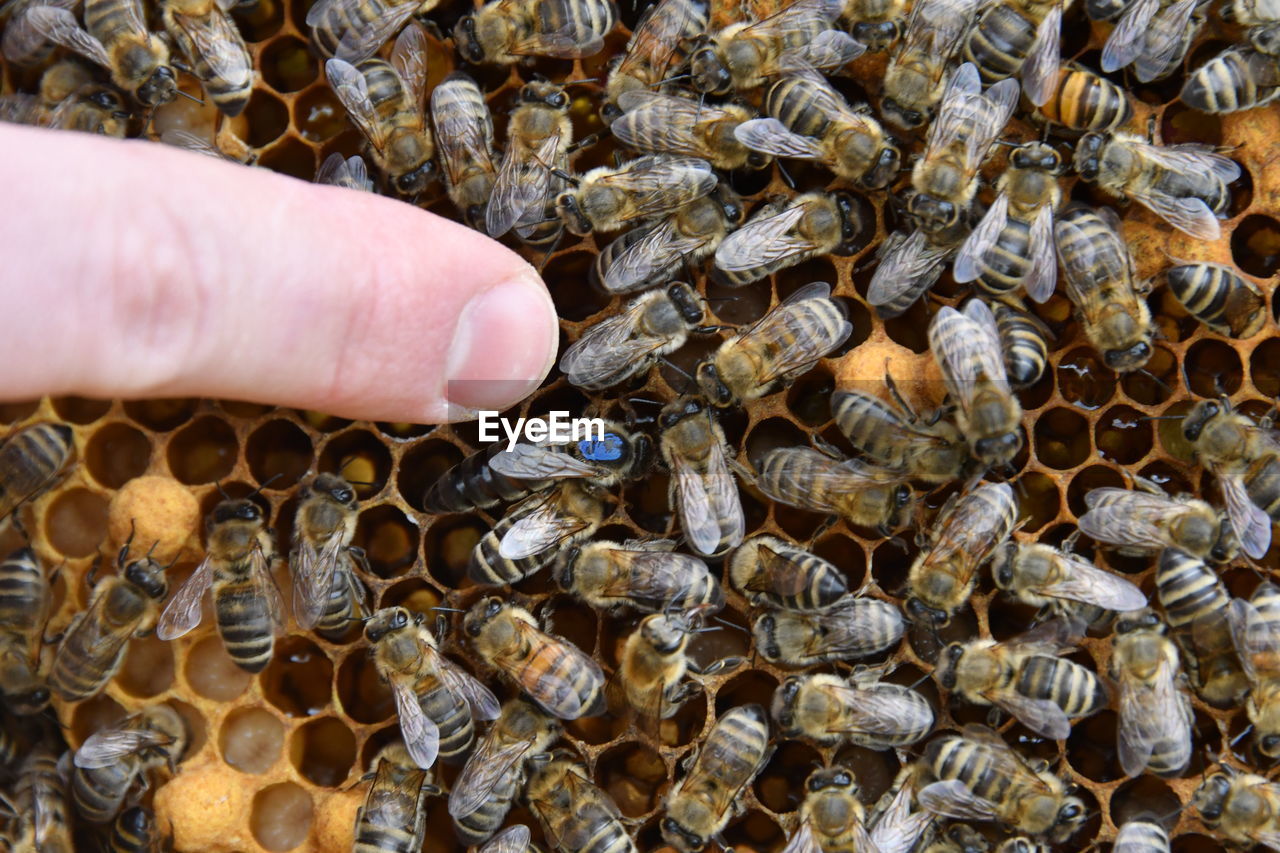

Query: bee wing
(171, 7), (252, 87)
(611, 91), (710, 158)
(615, 0), (708, 80)
(21, 6), (109, 67)
(1132, 190), (1222, 240)
(512, 25), (605, 58)
(593, 156), (718, 221)
(918, 780), (1001, 822)
(392, 677), (441, 769)
(316, 153), (373, 191)
(1138, 140), (1242, 182)
(783, 28), (866, 71)
(429, 650), (502, 721)
(1117, 651), (1190, 777)
(734, 118), (826, 160)
(756, 542), (819, 598)
(870, 783), (932, 853)
(987, 691), (1072, 740)
(928, 302), (1007, 407)
(290, 535), (343, 630)
(1021, 3), (1061, 105)
(156, 558), (214, 641)
(490, 444), (602, 480)
(781, 821), (824, 853)
(511, 619), (604, 719)
(777, 58), (862, 121)
(333, 1), (418, 62)
(74, 728), (170, 769)
(480, 825), (533, 853)
(499, 493), (595, 560)
(1077, 488), (1176, 550)
(1101, 0), (1158, 71)
(602, 550), (712, 602)
(486, 128), (562, 238)
(1038, 553), (1148, 611)
(560, 306), (676, 389)
(823, 684), (927, 738)
(672, 438), (744, 556)
(930, 64), (1018, 166)
(714, 201), (815, 273)
(0, 93), (42, 124)
(953, 192), (1010, 284)
(743, 0), (843, 37)
(738, 285), (851, 385)
(243, 542), (285, 637)
(867, 229), (950, 309)
(2, 0), (76, 66)
(449, 734), (538, 818)
(390, 22), (430, 104)
(1229, 597), (1280, 681)
(601, 217), (713, 293)
(326, 58), (391, 151)
(1023, 202), (1057, 303)
(1134, 0), (1196, 82)
(1217, 469), (1272, 558)
(901, 0), (978, 55)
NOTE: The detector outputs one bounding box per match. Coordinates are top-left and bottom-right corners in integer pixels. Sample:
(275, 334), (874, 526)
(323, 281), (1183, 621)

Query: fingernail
(444, 270), (558, 415)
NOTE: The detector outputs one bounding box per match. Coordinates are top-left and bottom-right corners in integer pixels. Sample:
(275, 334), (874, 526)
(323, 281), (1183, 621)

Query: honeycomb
(2, 0), (1280, 848)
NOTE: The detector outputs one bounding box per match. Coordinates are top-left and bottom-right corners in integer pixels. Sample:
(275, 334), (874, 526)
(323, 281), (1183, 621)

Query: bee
(454, 0), (618, 65)
(50, 536), (169, 702)
(729, 534), (849, 610)
(0, 60), (129, 135)
(880, 0), (981, 128)
(353, 742), (440, 853)
(830, 387), (970, 485)
(555, 155), (718, 236)
(160, 0), (252, 116)
(305, 0), (435, 62)
(753, 596), (906, 666)
(611, 90), (771, 172)
(524, 753), (636, 853)
(1229, 582), (1280, 757)
(907, 63), (1019, 234)
(772, 671), (934, 749)
(11, 746), (72, 853)
(448, 699), (560, 845)
(937, 618), (1107, 739)
(1181, 38), (1280, 114)
(1073, 132), (1239, 240)
(1194, 771), (1280, 849)
(1181, 397), (1278, 559)
(431, 72), (499, 229)
(756, 446), (914, 536)
(1110, 608), (1193, 777)
(928, 300), (1024, 467)
(992, 302), (1052, 390)
(554, 538), (724, 614)
(365, 606), (501, 770)
(658, 397), (745, 558)
(1036, 64), (1133, 132)
(960, 0), (1062, 106)
(561, 283), (707, 390)
(866, 228), (956, 318)
(688, 0), (859, 95)
(994, 839), (1050, 853)
(1053, 204), (1154, 373)
(0, 547), (51, 716)
(863, 771), (934, 853)
(1155, 548), (1248, 707)
(0, 422), (73, 521)
(595, 183), (744, 294)
(424, 445), (548, 514)
(920, 822), (991, 853)
(616, 608), (738, 727)
(290, 473), (370, 641)
(953, 141), (1063, 304)
(325, 24), (435, 197)
(468, 480), (610, 585)
(71, 704), (187, 824)
(1100, 0), (1207, 82)
(916, 725), (1086, 842)
(843, 0), (906, 49)
(907, 482), (1018, 626)
(107, 806), (159, 853)
(783, 766), (875, 853)
(661, 704), (772, 853)
(1222, 0), (1280, 23)
(989, 541), (1148, 615)
(601, 0), (708, 122)
(156, 498), (281, 673)
(477, 825), (542, 853)
(714, 193), (862, 287)
(733, 58), (901, 188)
(486, 80), (572, 243)
(1166, 262), (1267, 338)
(316, 153), (375, 191)
(1077, 478), (1236, 561)
(465, 597), (606, 720)
(1114, 817), (1171, 853)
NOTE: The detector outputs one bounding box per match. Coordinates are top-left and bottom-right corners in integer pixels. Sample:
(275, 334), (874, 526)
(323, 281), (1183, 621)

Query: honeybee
(431, 72), (498, 229)
(1166, 262), (1267, 338)
(658, 397), (745, 557)
(71, 704), (187, 824)
(783, 766), (874, 853)
(864, 772), (934, 853)
(1073, 132), (1239, 240)
(830, 387), (969, 485)
(1114, 819), (1171, 853)
(524, 753), (637, 853)
(907, 63), (1019, 234)
(916, 725), (1085, 841)
(325, 24), (435, 197)
(316, 153), (374, 191)
(907, 482), (1018, 626)
(714, 193), (862, 287)
(772, 670), (934, 749)
(616, 608), (738, 727)
(11, 746), (72, 853)
(992, 302), (1052, 389)
(1109, 608), (1193, 777)
(1100, 0), (1206, 82)
(937, 618), (1107, 739)
(928, 300), (1024, 468)
(954, 142), (1063, 304)
(486, 80), (572, 242)
(661, 704), (772, 853)
(960, 0), (1062, 105)
(50, 537), (168, 702)
(1077, 479), (1235, 561)
(610, 90), (771, 171)
(1229, 582), (1280, 757)
(920, 823), (990, 853)
(989, 541), (1148, 615)
(469, 480), (610, 585)
(1181, 39), (1280, 114)
(424, 445), (548, 514)
(1194, 771), (1280, 848)
(465, 597), (605, 720)
(477, 825), (541, 853)
(0, 422), (73, 521)
(354, 742), (439, 853)
(449, 699), (560, 845)
(160, 0), (252, 116)
(0, 547), (51, 715)
(601, 0), (708, 122)
(733, 58), (901, 188)
(756, 446), (914, 535)
(290, 473), (370, 641)
(156, 498), (281, 673)
(365, 606), (501, 769)
(1053, 204), (1154, 373)
(753, 596), (906, 666)
(107, 806), (159, 853)
(729, 534), (849, 610)
(595, 183), (744, 294)
(880, 0), (981, 128)
(555, 538), (724, 613)
(455, 0), (618, 65)
(1155, 548), (1248, 707)
(1036, 64), (1133, 132)
(865, 228), (955, 318)
(305, 0), (435, 61)
(0, 60), (129, 135)
(1181, 397), (1279, 559)
(556, 155), (717, 237)
(843, 0), (906, 49)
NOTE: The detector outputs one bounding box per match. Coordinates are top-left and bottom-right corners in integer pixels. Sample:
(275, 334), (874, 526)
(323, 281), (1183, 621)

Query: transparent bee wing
(953, 192), (1009, 284)
(1078, 488), (1176, 551)
(736, 289), (851, 386)
(1133, 190), (1222, 240)
(156, 558), (214, 640)
(918, 780), (1001, 821)
(611, 90), (716, 158)
(1038, 554), (1148, 611)
(560, 305), (676, 389)
(74, 726), (171, 769)
(601, 551), (712, 603)
(1024, 202), (1057, 303)
(0, 93), (42, 124)
(713, 201), (816, 273)
(928, 302), (1008, 408)
(777, 56), (862, 121)
(1, 0), (79, 66)
(244, 541), (285, 637)
(316, 153), (374, 191)
(781, 821), (823, 853)
(744, 0), (843, 37)
(512, 27), (605, 58)
(930, 64), (1017, 167)
(304, 0), (335, 26)
(1228, 595), (1280, 681)
(432, 651), (501, 720)
(601, 217), (712, 293)
(825, 683), (932, 738)
(867, 229), (950, 309)
(785, 28), (866, 71)
(486, 128), (562, 237)
(1217, 469), (1272, 558)
(1134, 0), (1196, 82)
(990, 691), (1072, 740)
(171, 6), (252, 86)
(449, 734), (537, 818)
(392, 677), (440, 769)
(390, 22), (430, 104)
(734, 118), (826, 160)
(1101, 0), (1159, 70)
(511, 619), (603, 719)
(490, 444), (601, 480)
(614, 0), (707, 81)
(333, 1), (418, 63)
(870, 782), (932, 853)
(594, 155), (718, 220)
(1117, 651), (1190, 777)
(901, 0), (978, 56)
(672, 435), (744, 557)
(1021, 3), (1061, 105)
(290, 534), (343, 630)
(1137, 143), (1241, 183)
(480, 825), (533, 853)
(21, 5), (108, 66)
(755, 543), (820, 598)
(499, 493), (594, 560)
(326, 58), (390, 151)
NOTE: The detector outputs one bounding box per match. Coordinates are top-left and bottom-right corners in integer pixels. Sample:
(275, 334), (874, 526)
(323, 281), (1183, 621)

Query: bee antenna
(712, 615), (747, 633)
(627, 397), (664, 406)
(175, 89), (204, 105)
(656, 73), (691, 86)
(215, 480), (231, 500)
(249, 474), (282, 498)
(551, 167), (578, 185)
(561, 77), (597, 86)
(1137, 367), (1173, 396)
(659, 357), (696, 388)
(992, 139), (1018, 148)
(432, 606), (466, 612)
(776, 159), (797, 190)
(538, 228), (566, 274)
(1139, 414), (1184, 421)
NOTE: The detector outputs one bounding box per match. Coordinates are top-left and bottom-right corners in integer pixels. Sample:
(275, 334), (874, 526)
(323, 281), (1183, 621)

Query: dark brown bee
(0, 547), (52, 715)
(0, 422), (73, 521)
(1037, 64), (1133, 131)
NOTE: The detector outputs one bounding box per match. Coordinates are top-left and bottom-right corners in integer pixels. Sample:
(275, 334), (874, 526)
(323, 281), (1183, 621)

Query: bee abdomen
(963, 4), (1034, 81)
(453, 776), (520, 845)
(0, 548), (45, 628)
(765, 75), (832, 137)
(974, 218), (1032, 295)
(537, 0), (618, 46)
(420, 686), (476, 763)
(354, 824), (420, 853)
(1182, 48), (1280, 113)
(215, 586), (276, 673)
(1044, 68), (1132, 130)
(1167, 262), (1266, 338)
(314, 571), (368, 641)
(468, 522), (548, 585)
(0, 423), (73, 516)
(1156, 549), (1229, 630)
(72, 763), (132, 824)
(928, 737), (1014, 805)
(1016, 655), (1107, 718)
(994, 304), (1049, 389)
(424, 447), (543, 514)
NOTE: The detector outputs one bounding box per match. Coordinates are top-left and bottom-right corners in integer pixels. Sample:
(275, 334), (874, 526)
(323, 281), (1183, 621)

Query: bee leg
(984, 706), (1005, 729)
(805, 514), (839, 548)
(884, 369), (920, 421)
(808, 432), (845, 459)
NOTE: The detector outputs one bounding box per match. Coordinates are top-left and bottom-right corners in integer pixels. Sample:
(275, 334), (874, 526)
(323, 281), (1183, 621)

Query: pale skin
(0, 123), (560, 423)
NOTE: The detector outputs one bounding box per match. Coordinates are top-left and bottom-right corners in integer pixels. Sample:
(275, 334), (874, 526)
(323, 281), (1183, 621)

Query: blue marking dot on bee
(579, 433), (625, 461)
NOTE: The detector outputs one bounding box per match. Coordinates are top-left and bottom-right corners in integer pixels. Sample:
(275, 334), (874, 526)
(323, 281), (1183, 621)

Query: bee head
(975, 431), (1023, 464)
(660, 397), (703, 430)
(464, 596), (504, 636)
(771, 677), (802, 728)
(1103, 340), (1152, 372)
(862, 143), (902, 190)
(906, 596), (950, 628)
(213, 499), (261, 525)
(555, 191), (591, 235)
(453, 15), (485, 63)
(695, 361), (734, 408)
(1260, 732), (1280, 758)
(689, 39), (731, 95)
(1073, 133), (1106, 181)
(118, 806), (153, 837)
(521, 82), (569, 109)
(7, 685), (50, 715)
(1012, 141), (1061, 173)
(1115, 607), (1161, 635)
(661, 817), (704, 852)
(1051, 797), (1086, 842)
(667, 283), (706, 326)
(991, 542), (1017, 590)
(312, 472), (355, 506)
(906, 192), (958, 233)
(1211, 519), (1238, 562)
(137, 65), (177, 107)
(1194, 773), (1232, 822)
(939, 643), (964, 688)
(714, 183), (745, 222)
(553, 545), (580, 588)
(125, 558), (169, 600)
(881, 97), (925, 129)
(1250, 22), (1280, 53)
(600, 101), (623, 124)
(87, 88), (124, 111)
(364, 606), (410, 642)
(1182, 400), (1220, 441)
(833, 192), (862, 246)
(394, 161), (435, 196)
(852, 20), (901, 50)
